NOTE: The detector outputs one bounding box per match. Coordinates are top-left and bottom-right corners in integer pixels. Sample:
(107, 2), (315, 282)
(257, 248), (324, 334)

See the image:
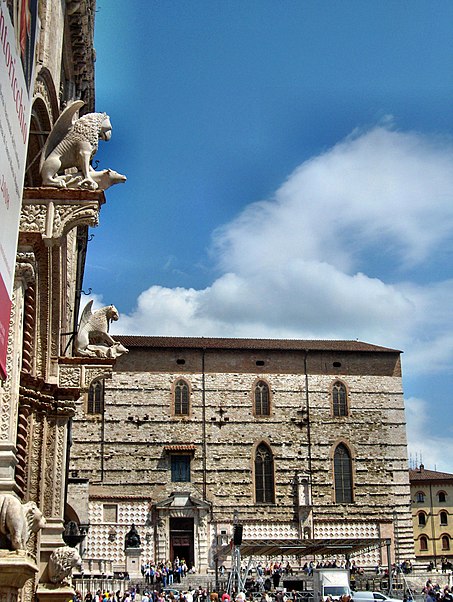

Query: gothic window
(171, 455), (191, 482)
(442, 535), (450, 550)
(255, 381), (270, 416)
(418, 512), (427, 527)
(332, 381), (348, 417)
(333, 443), (353, 503)
(174, 379), (190, 416)
(419, 536), (428, 551)
(438, 491), (447, 503)
(416, 491), (426, 503)
(255, 443), (275, 504)
(87, 380), (104, 414)
(440, 511), (448, 526)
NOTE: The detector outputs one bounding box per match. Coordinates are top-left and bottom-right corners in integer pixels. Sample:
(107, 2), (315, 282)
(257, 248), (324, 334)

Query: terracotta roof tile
(163, 444), (196, 453)
(115, 335), (400, 353)
(409, 466), (453, 482)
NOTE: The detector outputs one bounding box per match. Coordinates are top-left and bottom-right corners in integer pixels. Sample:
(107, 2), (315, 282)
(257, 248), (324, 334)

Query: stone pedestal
(124, 547), (143, 579)
(0, 551), (39, 602)
(36, 583), (75, 602)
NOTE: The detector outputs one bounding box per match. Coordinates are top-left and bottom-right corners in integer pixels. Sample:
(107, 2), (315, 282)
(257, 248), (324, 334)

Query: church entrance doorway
(170, 517), (194, 568)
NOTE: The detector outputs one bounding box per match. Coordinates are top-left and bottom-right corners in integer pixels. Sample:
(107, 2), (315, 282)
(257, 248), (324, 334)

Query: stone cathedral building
(68, 335), (415, 574)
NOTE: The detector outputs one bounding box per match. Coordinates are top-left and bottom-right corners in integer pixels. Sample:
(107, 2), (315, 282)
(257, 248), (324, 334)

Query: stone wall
(70, 341), (414, 570)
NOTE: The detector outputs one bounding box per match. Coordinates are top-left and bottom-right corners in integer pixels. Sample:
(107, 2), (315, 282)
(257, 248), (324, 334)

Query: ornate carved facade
(0, 1), (119, 600)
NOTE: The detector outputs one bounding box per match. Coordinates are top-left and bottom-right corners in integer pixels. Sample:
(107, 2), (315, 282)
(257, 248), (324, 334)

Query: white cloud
(214, 126), (453, 274)
(114, 125), (453, 347)
(406, 396), (453, 473)
(107, 125), (453, 462)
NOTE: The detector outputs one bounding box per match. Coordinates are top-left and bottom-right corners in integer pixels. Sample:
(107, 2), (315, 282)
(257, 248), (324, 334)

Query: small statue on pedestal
(125, 524), (141, 549)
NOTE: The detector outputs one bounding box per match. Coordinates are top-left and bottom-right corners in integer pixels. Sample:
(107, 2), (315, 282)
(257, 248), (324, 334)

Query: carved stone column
(0, 254), (36, 493)
(156, 515), (169, 565)
(296, 473), (313, 539)
(39, 409), (74, 579)
(196, 513), (209, 573)
(21, 188), (105, 246)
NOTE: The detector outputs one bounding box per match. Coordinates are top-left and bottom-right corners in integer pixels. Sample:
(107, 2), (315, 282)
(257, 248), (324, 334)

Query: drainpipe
(304, 350), (313, 483)
(429, 482), (437, 567)
(304, 350), (314, 542)
(100, 385), (105, 481)
(202, 346), (207, 500)
(386, 539), (393, 595)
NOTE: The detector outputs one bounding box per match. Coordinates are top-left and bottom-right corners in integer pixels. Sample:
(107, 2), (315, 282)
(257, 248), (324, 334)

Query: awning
(163, 444), (196, 454)
(216, 537), (389, 558)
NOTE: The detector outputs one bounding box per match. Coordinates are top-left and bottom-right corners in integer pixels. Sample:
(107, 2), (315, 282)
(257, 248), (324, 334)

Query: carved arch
(25, 97), (52, 186)
(171, 378), (191, 417)
(252, 377), (272, 417)
(35, 66), (60, 123)
(86, 379), (104, 415)
(330, 379), (349, 417)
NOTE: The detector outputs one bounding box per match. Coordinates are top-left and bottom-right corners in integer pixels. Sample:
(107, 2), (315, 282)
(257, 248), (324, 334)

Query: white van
(353, 592), (402, 602)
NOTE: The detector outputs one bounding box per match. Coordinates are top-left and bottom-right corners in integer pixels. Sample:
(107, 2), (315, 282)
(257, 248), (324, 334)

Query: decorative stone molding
(0, 551), (39, 595)
(57, 358), (114, 392)
(20, 204), (47, 233)
(0, 282), (20, 444)
(34, 67), (59, 124)
(83, 366), (112, 388)
(65, 0), (96, 109)
(21, 188), (105, 245)
(58, 366), (82, 389)
(15, 253), (37, 288)
(19, 381), (76, 418)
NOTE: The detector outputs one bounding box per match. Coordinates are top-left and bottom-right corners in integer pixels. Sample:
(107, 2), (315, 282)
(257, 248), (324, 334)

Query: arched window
(332, 381), (348, 417)
(255, 443), (275, 504)
(440, 511), (448, 526)
(334, 443), (353, 503)
(419, 535), (428, 551)
(442, 535), (450, 550)
(87, 380), (104, 414)
(255, 381), (270, 416)
(416, 491), (426, 503)
(418, 512), (427, 527)
(174, 380), (190, 415)
(438, 491), (447, 503)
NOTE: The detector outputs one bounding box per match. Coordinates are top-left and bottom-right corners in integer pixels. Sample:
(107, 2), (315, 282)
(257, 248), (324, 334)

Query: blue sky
(88, 1), (453, 471)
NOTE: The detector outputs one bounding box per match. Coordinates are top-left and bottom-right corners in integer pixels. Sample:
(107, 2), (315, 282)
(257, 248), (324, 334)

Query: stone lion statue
(49, 545), (82, 583)
(75, 300), (128, 359)
(40, 100), (125, 190)
(0, 494), (46, 551)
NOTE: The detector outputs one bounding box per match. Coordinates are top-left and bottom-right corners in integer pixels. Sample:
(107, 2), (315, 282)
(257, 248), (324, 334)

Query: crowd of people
(73, 555), (453, 602)
(75, 585), (210, 602)
(140, 558), (197, 586)
(423, 579), (453, 602)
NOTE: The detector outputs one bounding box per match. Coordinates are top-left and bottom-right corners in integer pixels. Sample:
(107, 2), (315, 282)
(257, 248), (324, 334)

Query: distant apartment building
(409, 465), (453, 566)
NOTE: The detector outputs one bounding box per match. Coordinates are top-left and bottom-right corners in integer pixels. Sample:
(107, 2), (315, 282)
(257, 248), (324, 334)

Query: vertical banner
(0, 0), (39, 380)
